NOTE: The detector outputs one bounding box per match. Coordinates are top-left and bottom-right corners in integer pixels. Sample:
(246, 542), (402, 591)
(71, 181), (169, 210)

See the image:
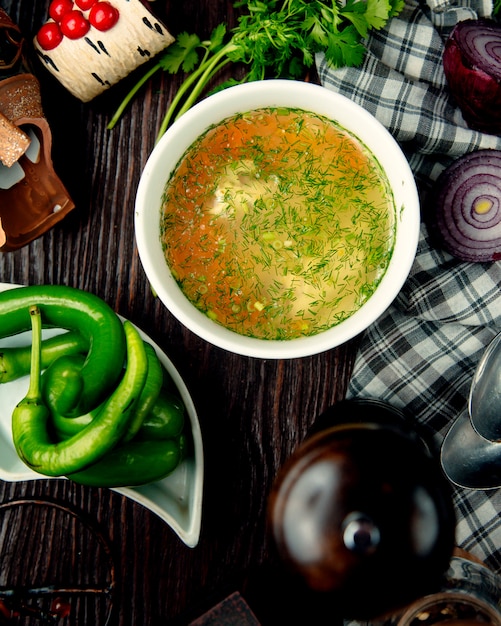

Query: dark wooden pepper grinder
(266, 399), (456, 623)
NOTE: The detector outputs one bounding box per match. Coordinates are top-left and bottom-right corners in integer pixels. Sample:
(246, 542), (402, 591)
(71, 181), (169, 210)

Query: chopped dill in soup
(160, 107), (396, 340)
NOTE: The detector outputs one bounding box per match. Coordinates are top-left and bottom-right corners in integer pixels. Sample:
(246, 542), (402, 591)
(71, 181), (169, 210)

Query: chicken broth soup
(160, 107), (396, 340)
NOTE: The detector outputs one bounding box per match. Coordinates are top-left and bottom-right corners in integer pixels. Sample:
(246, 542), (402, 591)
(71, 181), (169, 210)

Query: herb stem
(173, 57), (233, 120)
(155, 43), (238, 142)
(107, 62), (163, 130)
(107, 0), (405, 134)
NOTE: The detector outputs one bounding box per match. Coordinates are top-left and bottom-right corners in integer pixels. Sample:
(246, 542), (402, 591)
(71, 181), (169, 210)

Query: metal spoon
(441, 331), (501, 490)
(469, 331), (501, 442)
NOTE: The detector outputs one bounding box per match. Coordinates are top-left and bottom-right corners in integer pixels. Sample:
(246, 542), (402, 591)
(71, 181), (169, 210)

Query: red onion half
(433, 149), (501, 262)
(443, 19), (501, 134)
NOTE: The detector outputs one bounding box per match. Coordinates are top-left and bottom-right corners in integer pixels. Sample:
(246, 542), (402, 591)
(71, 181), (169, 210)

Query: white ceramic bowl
(135, 80), (420, 359)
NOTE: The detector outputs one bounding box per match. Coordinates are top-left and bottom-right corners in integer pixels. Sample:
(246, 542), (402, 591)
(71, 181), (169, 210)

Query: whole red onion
(433, 149), (501, 262)
(443, 19), (501, 134)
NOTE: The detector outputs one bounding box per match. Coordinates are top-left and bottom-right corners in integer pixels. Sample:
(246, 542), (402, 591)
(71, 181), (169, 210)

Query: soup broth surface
(161, 107), (396, 340)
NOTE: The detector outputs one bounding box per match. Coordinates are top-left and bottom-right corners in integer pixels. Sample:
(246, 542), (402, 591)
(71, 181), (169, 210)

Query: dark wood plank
(0, 1), (359, 623)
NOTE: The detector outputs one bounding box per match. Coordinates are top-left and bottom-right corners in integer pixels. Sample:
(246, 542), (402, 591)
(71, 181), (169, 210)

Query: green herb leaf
(303, 15), (330, 48)
(341, 0), (391, 37)
(325, 26), (366, 68)
(159, 32), (202, 73)
(363, 0), (393, 31)
(389, 0), (406, 17)
(108, 0), (404, 134)
(208, 23), (228, 51)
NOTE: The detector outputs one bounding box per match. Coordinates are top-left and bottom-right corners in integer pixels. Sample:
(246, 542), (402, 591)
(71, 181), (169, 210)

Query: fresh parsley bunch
(108, 0), (404, 139)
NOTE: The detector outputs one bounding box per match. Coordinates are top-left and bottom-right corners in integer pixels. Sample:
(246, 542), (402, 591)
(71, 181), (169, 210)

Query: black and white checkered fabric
(316, 0), (501, 574)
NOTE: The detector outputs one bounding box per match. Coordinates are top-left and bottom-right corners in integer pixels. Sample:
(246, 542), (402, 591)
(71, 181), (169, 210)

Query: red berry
(75, 0), (98, 9)
(88, 2), (119, 32)
(60, 10), (90, 39)
(49, 0), (74, 22)
(37, 22), (63, 50)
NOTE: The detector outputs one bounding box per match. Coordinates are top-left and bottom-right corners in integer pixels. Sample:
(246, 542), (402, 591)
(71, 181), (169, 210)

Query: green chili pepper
(12, 311), (148, 477)
(49, 372), (187, 487)
(46, 354), (99, 440)
(43, 342), (163, 432)
(42, 354), (88, 421)
(67, 436), (185, 487)
(135, 389), (185, 441)
(49, 342), (169, 439)
(51, 397), (94, 439)
(122, 342), (164, 442)
(0, 330), (88, 384)
(51, 386), (185, 442)
(0, 285), (126, 417)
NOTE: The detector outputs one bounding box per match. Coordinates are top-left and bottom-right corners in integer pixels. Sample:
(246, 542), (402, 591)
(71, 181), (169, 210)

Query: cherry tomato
(49, 0), (74, 22)
(37, 22), (63, 50)
(88, 2), (119, 31)
(75, 0), (98, 9)
(60, 10), (90, 39)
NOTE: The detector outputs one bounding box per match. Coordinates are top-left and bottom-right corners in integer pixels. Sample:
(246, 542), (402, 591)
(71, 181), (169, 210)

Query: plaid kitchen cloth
(316, 0), (501, 574)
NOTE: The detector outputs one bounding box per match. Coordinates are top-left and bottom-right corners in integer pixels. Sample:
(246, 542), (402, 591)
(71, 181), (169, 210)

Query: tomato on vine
(89, 2), (119, 31)
(49, 0), (74, 23)
(75, 0), (98, 10)
(36, 22), (63, 50)
(60, 10), (90, 39)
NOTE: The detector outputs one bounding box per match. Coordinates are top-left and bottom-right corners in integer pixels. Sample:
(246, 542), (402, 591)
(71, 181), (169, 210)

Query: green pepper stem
(26, 305), (42, 402)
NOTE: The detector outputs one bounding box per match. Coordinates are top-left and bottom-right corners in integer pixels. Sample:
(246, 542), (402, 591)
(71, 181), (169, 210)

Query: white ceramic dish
(0, 283), (203, 548)
(135, 79), (420, 359)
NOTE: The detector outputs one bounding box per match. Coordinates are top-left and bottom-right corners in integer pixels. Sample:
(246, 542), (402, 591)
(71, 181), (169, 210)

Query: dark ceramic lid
(268, 399), (456, 621)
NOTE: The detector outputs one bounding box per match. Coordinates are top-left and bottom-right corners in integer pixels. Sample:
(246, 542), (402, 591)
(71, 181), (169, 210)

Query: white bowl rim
(135, 79), (420, 359)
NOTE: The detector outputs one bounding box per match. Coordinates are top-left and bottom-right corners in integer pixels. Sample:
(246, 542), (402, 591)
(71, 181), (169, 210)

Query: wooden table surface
(0, 1), (359, 623)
